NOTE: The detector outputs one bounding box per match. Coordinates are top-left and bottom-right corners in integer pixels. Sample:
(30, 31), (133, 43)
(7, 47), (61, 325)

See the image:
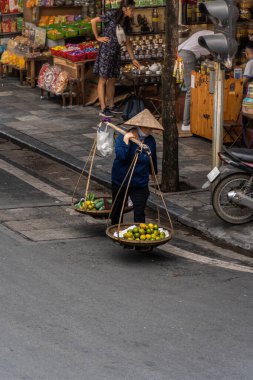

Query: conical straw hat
(123, 109), (164, 131)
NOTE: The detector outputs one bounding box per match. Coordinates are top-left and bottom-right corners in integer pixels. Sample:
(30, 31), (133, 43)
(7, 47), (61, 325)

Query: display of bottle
(197, 0), (208, 23)
(186, 3), (192, 24)
(182, 1), (187, 24)
(152, 8), (159, 33)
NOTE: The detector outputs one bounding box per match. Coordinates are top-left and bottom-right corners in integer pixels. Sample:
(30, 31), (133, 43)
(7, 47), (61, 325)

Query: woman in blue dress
(91, 0), (140, 117)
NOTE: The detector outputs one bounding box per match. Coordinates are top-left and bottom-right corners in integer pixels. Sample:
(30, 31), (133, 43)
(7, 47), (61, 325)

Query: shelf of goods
(0, 47), (52, 86)
(190, 71), (244, 143)
(234, 0), (253, 66)
(0, 12), (23, 39)
(102, 0), (165, 66)
(180, 0), (253, 64)
(23, 0), (100, 44)
(181, 0), (209, 25)
(103, 0), (165, 34)
(121, 33), (164, 62)
(0, 0), (24, 38)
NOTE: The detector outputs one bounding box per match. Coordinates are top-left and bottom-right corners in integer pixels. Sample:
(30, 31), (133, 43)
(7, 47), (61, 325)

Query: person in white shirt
(178, 30), (214, 131)
(243, 41), (253, 89)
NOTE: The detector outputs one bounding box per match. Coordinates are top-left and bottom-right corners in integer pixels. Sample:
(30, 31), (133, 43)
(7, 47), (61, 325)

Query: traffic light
(198, 0), (239, 68)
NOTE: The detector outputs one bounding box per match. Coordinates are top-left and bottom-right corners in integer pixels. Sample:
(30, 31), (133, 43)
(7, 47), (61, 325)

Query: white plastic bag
(97, 122), (114, 157)
(116, 24), (126, 46)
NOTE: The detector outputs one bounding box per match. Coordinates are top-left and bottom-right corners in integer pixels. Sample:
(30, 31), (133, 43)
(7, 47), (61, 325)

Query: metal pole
(178, 0), (182, 25)
(212, 62), (225, 169)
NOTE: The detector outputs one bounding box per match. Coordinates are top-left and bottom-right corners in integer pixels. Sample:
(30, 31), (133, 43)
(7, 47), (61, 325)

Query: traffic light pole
(212, 62), (225, 169)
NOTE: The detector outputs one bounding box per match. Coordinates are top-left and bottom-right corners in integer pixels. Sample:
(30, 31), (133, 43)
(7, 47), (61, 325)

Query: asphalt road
(0, 139), (252, 380)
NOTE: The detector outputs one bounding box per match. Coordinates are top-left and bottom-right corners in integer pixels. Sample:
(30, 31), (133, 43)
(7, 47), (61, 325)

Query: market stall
(0, 0), (100, 89)
(0, 23), (52, 85)
(178, 0), (253, 144)
(0, 0), (24, 56)
(190, 68), (243, 144)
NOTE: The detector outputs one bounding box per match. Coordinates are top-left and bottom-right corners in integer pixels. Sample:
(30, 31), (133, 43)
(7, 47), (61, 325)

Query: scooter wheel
(212, 173), (253, 225)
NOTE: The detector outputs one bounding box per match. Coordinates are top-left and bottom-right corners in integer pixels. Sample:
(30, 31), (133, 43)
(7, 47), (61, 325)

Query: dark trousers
(111, 183), (150, 225)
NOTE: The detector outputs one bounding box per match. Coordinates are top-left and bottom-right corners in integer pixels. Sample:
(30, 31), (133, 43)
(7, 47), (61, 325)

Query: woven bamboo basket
(106, 223), (173, 248)
(74, 197), (133, 218)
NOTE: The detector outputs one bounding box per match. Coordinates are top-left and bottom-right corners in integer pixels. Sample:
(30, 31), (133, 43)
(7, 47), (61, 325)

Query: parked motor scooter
(205, 146), (253, 225)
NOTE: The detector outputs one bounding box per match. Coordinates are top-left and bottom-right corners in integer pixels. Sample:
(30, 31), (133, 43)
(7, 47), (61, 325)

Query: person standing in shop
(91, 0), (140, 118)
(243, 41), (253, 90)
(178, 29), (214, 132)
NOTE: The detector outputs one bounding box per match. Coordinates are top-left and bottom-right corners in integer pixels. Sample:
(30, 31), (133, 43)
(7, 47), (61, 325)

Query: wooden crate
(53, 56), (81, 79)
(190, 71), (243, 143)
(53, 56), (96, 105)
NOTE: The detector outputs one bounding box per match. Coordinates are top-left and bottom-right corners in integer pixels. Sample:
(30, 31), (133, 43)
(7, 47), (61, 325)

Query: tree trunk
(161, 0), (179, 192)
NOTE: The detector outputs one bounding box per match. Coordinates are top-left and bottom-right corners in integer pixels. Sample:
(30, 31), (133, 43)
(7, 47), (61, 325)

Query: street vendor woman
(110, 109), (163, 225)
(91, 0), (140, 118)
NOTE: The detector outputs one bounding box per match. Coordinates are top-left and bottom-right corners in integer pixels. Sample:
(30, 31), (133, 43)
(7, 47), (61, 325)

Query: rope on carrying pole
(71, 137), (97, 206)
(149, 154), (174, 233)
(107, 148), (141, 227)
(116, 152), (139, 239)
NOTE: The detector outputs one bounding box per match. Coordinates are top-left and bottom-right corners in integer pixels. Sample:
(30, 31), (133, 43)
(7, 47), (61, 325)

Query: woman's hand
(123, 132), (135, 145)
(97, 36), (110, 43)
(132, 59), (141, 69)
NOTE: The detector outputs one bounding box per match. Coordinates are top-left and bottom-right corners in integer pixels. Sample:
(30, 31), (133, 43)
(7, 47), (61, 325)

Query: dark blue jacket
(111, 134), (158, 188)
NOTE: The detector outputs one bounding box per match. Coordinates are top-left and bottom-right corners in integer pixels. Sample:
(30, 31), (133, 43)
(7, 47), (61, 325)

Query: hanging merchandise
(96, 122), (114, 157)
(173, 56), (184, 84)
(242, 83), (253, 117)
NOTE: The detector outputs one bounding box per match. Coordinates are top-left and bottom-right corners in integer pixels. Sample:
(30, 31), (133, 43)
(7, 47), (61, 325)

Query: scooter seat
(230, 148), (253, 163)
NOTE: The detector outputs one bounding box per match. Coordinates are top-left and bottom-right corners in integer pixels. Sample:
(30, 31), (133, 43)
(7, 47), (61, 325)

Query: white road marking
(0, 159), (70, 203)
(162, 244), (253, 274)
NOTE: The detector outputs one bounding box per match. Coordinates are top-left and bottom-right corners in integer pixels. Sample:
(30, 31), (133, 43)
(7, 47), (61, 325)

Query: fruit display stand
(0, 41), (52, 87)
(0, 55), (51, 86)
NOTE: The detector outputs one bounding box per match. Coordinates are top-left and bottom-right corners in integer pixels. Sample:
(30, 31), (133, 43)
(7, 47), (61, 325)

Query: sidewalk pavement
(0, 78), (252, 252)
